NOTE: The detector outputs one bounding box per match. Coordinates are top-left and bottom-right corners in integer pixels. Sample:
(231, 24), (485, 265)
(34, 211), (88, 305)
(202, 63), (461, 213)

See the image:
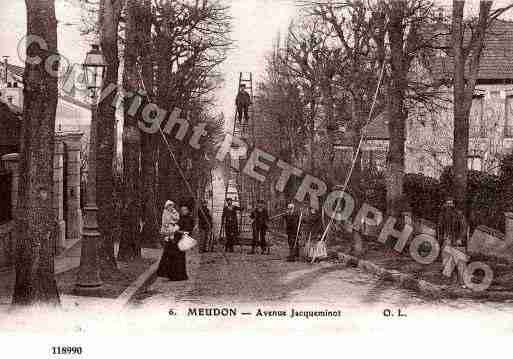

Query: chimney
(2, 56), (8, 85)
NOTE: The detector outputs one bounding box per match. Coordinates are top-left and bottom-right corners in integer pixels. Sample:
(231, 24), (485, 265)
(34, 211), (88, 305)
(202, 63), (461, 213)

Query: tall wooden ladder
(219, 72), (256, 250)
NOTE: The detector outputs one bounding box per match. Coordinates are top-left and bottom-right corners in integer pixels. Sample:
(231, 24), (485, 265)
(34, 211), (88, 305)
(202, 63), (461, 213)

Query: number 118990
(51, 346), (83, 355)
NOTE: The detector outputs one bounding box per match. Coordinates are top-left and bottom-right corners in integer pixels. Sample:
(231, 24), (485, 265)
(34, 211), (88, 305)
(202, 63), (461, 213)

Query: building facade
(0, 62), (90, 269)
(405, 19), (513, 178)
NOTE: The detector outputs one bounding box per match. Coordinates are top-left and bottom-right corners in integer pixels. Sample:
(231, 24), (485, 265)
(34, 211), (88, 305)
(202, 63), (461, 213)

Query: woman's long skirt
(157, 234), (188, 281)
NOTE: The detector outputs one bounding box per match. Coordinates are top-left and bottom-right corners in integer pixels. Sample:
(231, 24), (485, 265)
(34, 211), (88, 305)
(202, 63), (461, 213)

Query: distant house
(0, 61), (91, 261)
(333, 19), (513, 179)
(0, 61), (91, 139)
(332, 112), (390, 173)
(405, 19), (513, 178)
(0, 99), (22, 159)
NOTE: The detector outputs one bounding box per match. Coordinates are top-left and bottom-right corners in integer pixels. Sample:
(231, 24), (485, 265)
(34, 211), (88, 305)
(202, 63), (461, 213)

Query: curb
(114, 260), (160, 308)
(336, 251), (513, 301)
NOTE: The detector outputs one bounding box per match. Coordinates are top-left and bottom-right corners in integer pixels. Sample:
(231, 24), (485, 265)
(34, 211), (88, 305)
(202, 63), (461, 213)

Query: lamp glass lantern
(83, 44), (106, 92)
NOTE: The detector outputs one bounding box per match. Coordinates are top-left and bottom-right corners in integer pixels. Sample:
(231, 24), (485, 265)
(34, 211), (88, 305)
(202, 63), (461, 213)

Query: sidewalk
(332, 230), (513, 301)
(0, 242), (162, 311)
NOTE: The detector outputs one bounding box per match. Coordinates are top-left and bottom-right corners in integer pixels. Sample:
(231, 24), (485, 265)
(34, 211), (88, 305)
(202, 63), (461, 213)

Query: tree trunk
(451, 0), (491, 212)
(140, 0), (160, 248)
(12, 0), (60, 306)
(97, 0), (124, 271)
(118, 0), (142, 261)
(385, 2), (408, 218)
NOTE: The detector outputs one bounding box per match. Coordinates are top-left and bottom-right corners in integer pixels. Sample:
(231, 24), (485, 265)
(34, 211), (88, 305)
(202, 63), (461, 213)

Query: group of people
(221, 198), (325, 261)
(220, 198), (271, 254)
(156, 197), (327, 281)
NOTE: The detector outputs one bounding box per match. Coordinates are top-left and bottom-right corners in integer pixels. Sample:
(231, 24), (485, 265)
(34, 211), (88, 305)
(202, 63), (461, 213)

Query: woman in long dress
(157, 201), (189, 281)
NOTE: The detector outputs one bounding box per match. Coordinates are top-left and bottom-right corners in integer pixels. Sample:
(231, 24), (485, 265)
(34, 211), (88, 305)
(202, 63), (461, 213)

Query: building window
(505, 96), (513, 138)
(470, 95), (484, 138)
(12, 82), (17, 88)
(6, 82), (12, 88)
(7, 96), (13, 104)
(418, 156), (425, 174)
(468, 154), (482, 171)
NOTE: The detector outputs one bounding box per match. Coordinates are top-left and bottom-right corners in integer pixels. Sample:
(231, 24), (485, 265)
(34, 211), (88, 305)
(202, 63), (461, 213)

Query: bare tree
(280, 20), (324, 174)
(153, 0), (231, 212)
(381, 0), (439, 216)
(451, 0), (512, 213)
(13, 0), (60, 306)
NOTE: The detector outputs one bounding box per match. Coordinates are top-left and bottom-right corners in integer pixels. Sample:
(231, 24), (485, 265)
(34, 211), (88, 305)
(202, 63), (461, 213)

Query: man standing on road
(302, 208), (323, 260)
(284, 203), (300, 262)
(250, 200), (269, 254)
(198, 200), (212, 253)
(437, 197), (468, 249)
(222, 198), (241, 252)
(437, 197), (468, 284)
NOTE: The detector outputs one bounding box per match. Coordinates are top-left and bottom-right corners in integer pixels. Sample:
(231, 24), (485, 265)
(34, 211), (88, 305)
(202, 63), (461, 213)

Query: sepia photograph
(1, 0), (513, 356)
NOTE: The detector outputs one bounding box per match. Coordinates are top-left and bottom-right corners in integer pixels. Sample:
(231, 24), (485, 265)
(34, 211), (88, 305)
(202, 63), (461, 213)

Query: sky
(0, 0), (511, 128)
(0, 0), (297, 129)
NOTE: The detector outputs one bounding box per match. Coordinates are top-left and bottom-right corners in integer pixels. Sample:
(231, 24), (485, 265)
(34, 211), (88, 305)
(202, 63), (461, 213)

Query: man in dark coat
(437, 197), (468, 248)
(250, 200), (269, 254)
(235, 84), (251, 124)
(437, 197), (468, 284)
(304, 208), (323, 240)
(284, 203), (300, 262)
(198, 200), (212, 253)
(221, 198), (241, 252)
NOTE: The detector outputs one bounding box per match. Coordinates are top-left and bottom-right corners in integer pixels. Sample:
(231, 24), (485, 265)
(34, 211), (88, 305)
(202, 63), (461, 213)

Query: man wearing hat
(437, 196), (468, 285)
(221, 198), (242, 252)
(284, 203), (301, 262)
(250, 200), (270, 254)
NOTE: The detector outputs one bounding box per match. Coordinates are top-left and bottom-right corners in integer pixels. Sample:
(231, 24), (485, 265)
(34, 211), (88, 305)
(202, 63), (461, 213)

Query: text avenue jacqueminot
(186, 308), (342, 319)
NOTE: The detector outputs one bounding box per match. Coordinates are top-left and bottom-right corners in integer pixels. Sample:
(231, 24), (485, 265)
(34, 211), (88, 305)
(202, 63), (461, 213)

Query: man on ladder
(235, 83), (251, 124)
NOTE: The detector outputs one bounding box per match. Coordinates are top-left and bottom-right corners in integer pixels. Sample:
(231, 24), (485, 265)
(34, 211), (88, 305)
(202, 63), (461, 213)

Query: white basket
(178, 233), (198, 251)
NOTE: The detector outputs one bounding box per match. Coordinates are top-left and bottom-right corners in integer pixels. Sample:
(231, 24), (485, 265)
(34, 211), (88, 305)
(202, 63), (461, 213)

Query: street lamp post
(76, 44), (106, 291)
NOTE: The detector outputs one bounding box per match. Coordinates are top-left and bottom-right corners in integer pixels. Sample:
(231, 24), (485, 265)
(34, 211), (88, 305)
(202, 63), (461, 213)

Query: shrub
(497, 153), (513, 231)
(360, 169), (387, 212)
(439, 166), (500, 231)
(403, 173), (442, 223)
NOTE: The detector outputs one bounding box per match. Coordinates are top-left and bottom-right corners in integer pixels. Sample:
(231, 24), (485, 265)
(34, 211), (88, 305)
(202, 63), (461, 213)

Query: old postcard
(1, 0), (513, 356)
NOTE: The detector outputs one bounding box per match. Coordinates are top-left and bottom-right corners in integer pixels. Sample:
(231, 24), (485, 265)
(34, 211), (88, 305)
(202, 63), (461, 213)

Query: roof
(333, 112), (390, 145)
(5, 63), (24, 79)
(3, 63), (90, 110)
(363, 112), (389, 140)
(0, 98), (22, 115)
(0, 99), (22, 153)
(429, 19), (513, 81)
(59, 93), (90, 110)
(0, 98), (22, 117)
